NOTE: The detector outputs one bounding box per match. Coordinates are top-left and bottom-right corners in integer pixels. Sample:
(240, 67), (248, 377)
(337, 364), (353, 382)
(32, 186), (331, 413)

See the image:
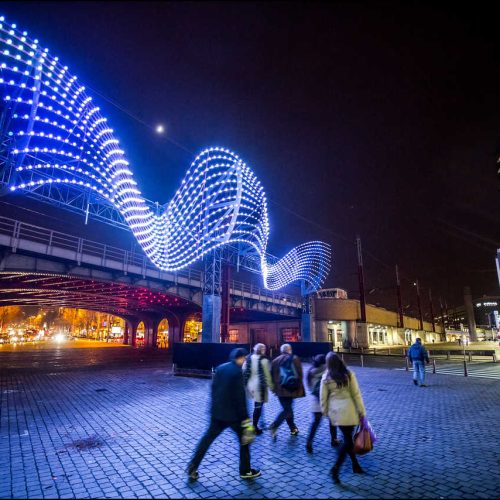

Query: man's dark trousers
(190, 418), (250, 474)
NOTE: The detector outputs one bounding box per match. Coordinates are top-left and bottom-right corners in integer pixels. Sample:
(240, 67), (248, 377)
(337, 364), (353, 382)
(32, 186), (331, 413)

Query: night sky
(1, 1), (499, 316)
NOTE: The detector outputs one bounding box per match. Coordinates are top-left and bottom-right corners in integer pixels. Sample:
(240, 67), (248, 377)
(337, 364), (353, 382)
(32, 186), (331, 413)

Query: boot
(331, 465), (340, 484)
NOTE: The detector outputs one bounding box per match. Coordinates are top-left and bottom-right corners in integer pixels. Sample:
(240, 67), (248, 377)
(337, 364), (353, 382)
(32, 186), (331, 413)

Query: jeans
(307, 412), (337, 444)
(271, 397), (296, 431)
(253, 402), (263, 429)
(333, 425), (361, 471)
(412, 360), (426, 385)
(188, 418), (251, 474)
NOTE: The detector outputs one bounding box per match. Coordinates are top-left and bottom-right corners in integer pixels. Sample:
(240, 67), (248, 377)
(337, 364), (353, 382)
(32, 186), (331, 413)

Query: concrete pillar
(143, 317), (161, 349)
(356, 322), (369, 348)
(301, 313), (312, 341)
(315, 320), (329, 342)
(464, 286), (478, 341)
(346, 321), (357, 346)
(123, 322), (129, 345)
(124, 318), (139, 347)
(202, 294), (221, 343)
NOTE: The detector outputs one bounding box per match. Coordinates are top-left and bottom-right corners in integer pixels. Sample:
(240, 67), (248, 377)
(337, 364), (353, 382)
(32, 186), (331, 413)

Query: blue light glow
(0, 16), (331, 291)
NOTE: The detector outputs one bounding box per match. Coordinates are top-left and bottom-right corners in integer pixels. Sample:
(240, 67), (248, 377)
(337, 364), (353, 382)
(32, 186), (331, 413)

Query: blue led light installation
(0, 16), (331, 291)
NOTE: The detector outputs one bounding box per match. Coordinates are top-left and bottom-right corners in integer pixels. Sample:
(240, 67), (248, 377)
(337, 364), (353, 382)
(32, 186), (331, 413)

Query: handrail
(0, 215), (301, 306)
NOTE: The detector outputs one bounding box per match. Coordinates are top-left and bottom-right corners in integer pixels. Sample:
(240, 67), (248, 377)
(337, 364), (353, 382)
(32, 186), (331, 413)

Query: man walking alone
(187, 348), (261, 480)
(408, 338), (430, 387)
(269, 343), (305, 440)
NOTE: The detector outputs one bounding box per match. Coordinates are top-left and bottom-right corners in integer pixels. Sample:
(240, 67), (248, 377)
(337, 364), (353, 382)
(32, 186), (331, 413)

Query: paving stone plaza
(1, 345), (499, 499)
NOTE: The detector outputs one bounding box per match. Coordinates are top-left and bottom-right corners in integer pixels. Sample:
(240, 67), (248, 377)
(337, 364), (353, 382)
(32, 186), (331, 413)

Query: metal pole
(356, 236), (367, 323)
(429, 288), (435, 332)
(396, 265), (404, 329)
(360, 354), (364, 367)
(439, 297), (446, 340)
(416, 280), (424, 331)
(432, 359), (436, 374)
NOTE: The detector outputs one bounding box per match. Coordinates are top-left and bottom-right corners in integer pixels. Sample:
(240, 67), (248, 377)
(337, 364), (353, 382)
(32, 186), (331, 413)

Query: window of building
(281, 327), (299, 342)
(228, 329), (239, 343)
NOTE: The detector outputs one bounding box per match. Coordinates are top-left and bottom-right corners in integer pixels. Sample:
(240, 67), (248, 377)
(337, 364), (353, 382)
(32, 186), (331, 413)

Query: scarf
(243, 354), (267, 401)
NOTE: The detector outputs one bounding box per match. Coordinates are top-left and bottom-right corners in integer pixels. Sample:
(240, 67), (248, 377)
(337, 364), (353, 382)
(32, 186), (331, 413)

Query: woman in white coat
(243, 343), (274, 435)
(320, 352), (367, 483)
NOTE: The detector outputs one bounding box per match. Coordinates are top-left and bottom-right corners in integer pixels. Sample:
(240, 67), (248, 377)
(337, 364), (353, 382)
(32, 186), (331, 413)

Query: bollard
(172, 362), (176, 375)
(468, 352), (472, 362)
(349, 347), (352, 353)
(463, 360), (468, 377)
(211, 366), (215, 378)
(405, 357), (409, 371)
(447, 351), (450, 360)
(432, 359), (436, 374)
(388, 347), (391, 355)
(360, 354), (364, 368)
(493, 352), (497, 363)
(361, 347), (364, 355)
(341, 353), (344, 362)
(337, 346), (340, 353)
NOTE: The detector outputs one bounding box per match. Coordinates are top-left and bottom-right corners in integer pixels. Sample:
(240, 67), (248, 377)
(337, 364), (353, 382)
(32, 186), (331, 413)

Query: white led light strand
(0, 16), (331, 291)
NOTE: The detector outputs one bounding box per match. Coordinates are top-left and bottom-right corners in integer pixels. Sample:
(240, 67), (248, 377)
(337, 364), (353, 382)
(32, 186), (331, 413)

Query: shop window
(157, 319), (169, 349)
(281, 327), (299, 343)
(184, 318), (202, 342)
(228, 329), (239, 343)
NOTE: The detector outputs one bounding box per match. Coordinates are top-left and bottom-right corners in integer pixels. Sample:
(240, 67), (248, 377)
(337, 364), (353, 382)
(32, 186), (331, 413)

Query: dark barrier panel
(286, 342), (332, 359)
(173, 343), (250, 371)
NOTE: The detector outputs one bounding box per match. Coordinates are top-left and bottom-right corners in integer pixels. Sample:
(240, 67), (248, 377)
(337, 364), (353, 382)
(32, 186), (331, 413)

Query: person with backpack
(243, 343), (274, 435)
(268, 343), (305, 440)
(306, 354), (339, 453)
(407, 337), (430, 387)
(320, 352), (366, 484)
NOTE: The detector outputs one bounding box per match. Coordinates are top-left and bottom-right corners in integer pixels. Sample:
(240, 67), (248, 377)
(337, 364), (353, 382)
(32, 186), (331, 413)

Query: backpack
(311, 377), (321, 398)
(279, 355), (299, 392)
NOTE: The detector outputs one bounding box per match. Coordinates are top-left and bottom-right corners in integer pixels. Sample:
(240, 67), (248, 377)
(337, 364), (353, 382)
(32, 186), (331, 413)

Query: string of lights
(0, 15), (331, 292)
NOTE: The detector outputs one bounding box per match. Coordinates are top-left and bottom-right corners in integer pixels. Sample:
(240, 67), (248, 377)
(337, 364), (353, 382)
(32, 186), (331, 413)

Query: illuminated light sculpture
(0, 16), (331, 292)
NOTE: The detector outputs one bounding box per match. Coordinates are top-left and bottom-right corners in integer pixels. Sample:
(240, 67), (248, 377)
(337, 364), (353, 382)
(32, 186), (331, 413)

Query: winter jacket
(210, 360), (248, 423)
(271, 353), (305, 398)
(408, 343), (429, 363)
(243, 354), (274, 403)
(306, 364), (326, 413)
(320, 371), (366, 426)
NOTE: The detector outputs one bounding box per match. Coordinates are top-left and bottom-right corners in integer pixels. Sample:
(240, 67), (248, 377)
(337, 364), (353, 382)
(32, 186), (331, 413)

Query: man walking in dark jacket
(187, 348), (261, 480)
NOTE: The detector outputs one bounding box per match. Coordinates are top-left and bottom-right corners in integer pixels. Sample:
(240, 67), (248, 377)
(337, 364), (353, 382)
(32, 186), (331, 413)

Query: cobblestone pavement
(1, 347), (499, 499)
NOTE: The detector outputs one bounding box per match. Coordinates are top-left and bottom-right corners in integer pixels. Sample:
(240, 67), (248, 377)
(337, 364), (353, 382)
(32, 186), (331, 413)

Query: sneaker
(270, 426), (277, 442)
(413, 379), (418, 386)
(240, 468), (261, 479)
(290, 428), (299, 436)
(187, 466), (199, 481)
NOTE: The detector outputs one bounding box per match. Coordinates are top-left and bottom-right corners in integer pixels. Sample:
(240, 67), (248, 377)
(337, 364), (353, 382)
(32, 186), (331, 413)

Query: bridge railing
(0, 216), (300, 307)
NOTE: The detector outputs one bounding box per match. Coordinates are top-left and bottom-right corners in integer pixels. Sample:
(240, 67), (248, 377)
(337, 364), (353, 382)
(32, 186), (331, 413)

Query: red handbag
(353, 420), (374, 455)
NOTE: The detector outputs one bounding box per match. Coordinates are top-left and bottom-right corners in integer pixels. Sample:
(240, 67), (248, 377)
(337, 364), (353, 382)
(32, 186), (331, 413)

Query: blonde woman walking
(320, 352), (367, 484)
(243, 343), (274, 435)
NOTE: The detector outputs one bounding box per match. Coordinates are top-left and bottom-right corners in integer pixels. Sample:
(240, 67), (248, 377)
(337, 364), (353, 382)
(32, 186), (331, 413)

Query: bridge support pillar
(301, 313), (313, 342)
(143, 317), (161, 349)
(124, 318), (140, 347)
(202, 294), (221, 343)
